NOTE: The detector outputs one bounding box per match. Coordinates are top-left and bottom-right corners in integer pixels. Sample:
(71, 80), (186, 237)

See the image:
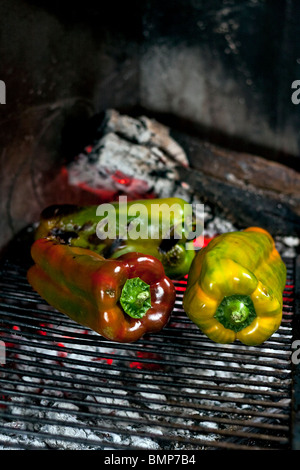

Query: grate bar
(0, 424), (283, 451)
(0, 364), (291, 410)
(0, 316), (292, 372)
(0, 251), (297, 450)
(0, 402), (290, 445)
(0, 387), (290, 426)
(0, 353), (291, 397)
(0, 332), (292, 383)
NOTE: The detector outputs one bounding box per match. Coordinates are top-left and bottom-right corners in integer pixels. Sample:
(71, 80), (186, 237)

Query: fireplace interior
(0, 0), (300, 450)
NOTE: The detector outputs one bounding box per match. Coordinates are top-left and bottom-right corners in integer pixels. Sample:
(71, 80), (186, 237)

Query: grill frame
(0, 228), (298, 450)
(291, 255), (300, 450)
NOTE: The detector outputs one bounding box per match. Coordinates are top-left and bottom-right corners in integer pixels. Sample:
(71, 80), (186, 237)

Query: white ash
(275, 235), (300, 258)
(104, 109), (189, 167)
(67, 109), (190, 200)
(68, 133), (181, 199)
(203, 213), (299, 258)
(281, 236), (300, 248)
(204, 215), (237, 238)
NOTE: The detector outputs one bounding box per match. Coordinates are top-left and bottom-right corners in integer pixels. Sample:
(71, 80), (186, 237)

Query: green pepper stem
(120, 277), (151, 319)
(214, 295), (256, 333)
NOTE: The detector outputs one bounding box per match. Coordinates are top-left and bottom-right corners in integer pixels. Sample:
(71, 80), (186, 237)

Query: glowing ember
(129, 351), (164, 371)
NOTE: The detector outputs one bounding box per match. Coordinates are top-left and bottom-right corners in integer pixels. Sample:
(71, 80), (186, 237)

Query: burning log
(66, 109), (190, 201)
(65, 109), (300, 237)
(103, 109), (189, 168)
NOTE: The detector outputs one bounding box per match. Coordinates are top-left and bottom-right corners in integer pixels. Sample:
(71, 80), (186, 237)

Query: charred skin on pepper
(27, 238), (176, 343)
(183, 227), (286, 346)
(34, 198), (196, 279)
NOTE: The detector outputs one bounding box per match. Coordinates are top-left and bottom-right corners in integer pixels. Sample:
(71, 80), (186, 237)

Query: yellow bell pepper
(183, 227), (287, 346)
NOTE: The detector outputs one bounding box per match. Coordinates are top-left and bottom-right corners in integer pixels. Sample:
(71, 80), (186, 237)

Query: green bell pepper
(34, 197), (196, 278)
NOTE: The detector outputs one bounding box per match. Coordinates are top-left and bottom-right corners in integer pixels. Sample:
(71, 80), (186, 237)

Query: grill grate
(0, 233), (298, 450)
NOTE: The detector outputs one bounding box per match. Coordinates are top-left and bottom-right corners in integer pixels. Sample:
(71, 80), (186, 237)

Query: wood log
(173, 132), (300, 236)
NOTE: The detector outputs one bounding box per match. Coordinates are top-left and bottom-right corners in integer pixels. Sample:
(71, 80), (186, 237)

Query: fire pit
(1, 0), (300, 452)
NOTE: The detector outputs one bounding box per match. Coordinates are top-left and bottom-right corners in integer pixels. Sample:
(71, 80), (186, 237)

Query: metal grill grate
(0, 234), (297, 450)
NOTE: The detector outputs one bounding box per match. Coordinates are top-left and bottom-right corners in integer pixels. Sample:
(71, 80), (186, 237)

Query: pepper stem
(120, 277), (151, 319)
(214, 295), (256, 333)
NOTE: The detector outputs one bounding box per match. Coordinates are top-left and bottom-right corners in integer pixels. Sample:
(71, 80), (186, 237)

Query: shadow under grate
(0, 240), (297, 450)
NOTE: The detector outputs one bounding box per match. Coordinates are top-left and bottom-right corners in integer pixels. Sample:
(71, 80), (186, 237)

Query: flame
(91, 357), (114, 365)
(0, 394), (9, 409)
(85, 145), (93, 153)
(38, 324), (47, 336)
(129, 351), (163, 371)
(174, 286), (186, 292)
(56, 342), (68, 358)
(193, 235), (216, 249)
(111, 171), (132, 186)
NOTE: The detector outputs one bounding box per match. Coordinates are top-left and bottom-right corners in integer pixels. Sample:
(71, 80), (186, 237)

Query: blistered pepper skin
(27, 238), (176, 343)
(183, 227), (287, 346)
(34, 198), (195, 279)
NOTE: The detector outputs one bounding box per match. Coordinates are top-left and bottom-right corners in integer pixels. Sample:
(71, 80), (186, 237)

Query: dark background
(1, 0), (300, 248)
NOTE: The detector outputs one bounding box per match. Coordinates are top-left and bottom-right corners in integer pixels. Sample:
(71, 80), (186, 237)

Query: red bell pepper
(27, 238), (176, 343)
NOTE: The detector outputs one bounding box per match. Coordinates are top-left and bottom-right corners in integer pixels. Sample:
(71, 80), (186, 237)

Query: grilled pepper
(34, 197), (196, 279)
(27, 238), (176, 343)
(183, 227), (286, 346)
